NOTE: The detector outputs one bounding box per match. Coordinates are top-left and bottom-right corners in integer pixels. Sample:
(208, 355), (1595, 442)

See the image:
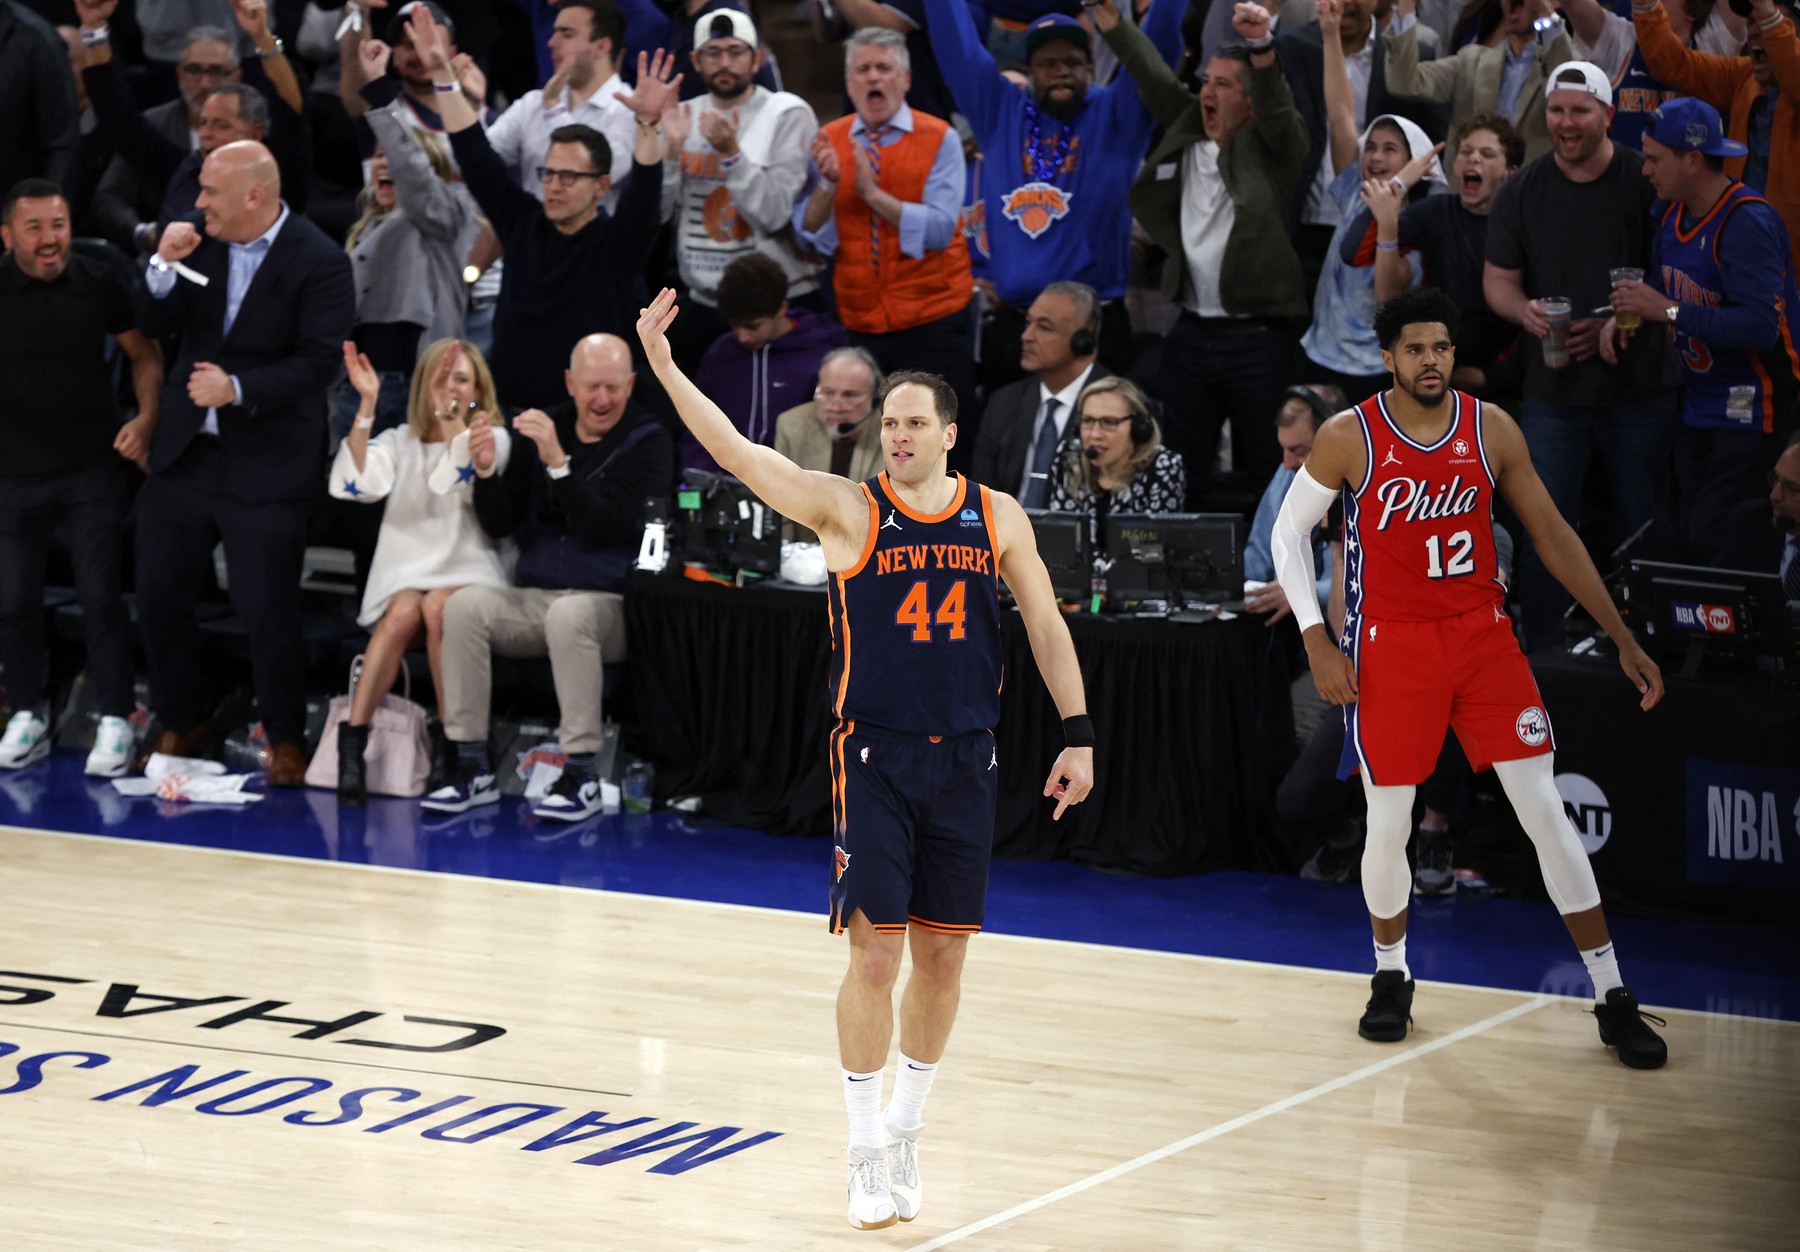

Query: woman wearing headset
(1047, 375), (1186, 514)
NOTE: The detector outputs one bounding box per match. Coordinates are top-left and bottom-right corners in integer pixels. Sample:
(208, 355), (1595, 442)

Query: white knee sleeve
(1493, 755), (1601, 914)
(1359, 779), (1416, 920)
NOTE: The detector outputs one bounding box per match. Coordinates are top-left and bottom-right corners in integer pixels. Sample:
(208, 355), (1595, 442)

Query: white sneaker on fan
(0, 710), (49, 769)
(84, 715), (136, 778)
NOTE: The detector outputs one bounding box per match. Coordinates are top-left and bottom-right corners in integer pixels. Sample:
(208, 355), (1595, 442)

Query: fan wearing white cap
(656, 8), (821, 370)
(1482, 58), (1679, 653)
(1559, 0), (1748, 152)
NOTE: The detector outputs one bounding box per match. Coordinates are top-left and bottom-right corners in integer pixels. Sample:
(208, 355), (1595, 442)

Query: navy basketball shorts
(826, 720), (999, 937)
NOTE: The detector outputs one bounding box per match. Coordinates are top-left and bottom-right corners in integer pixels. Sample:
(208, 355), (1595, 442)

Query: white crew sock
(885, 1051), (937, 1133)
(843, 1067), (885, 1152)
(1581, 942), (1623, 1002)
(1375, 937), (1410, 979)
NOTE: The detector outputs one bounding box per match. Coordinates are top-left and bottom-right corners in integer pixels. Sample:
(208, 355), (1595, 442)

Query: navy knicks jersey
(826, 472), (1003, 736)
(1342, 389), (1505, 624)
(1656, 184), (1800, 434)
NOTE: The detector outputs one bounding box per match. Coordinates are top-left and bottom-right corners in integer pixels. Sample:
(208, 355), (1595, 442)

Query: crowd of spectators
(1, 0), (1796, 850)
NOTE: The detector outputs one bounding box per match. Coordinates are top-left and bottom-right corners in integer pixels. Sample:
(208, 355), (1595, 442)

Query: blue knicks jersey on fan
(826, 473), (1004, 736)
(1342, 390), (1505, 626)
(1656, 184), (1800, 434)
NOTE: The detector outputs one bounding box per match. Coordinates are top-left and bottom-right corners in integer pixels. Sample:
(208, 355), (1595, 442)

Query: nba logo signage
(1002, 182), (1072, 239)
(1685, 758), (1800, 892)
(1669, 600), (1737, 634)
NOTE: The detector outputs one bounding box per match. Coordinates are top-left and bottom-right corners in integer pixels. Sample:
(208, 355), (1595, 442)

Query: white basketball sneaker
(886, 1121), (923, 1221)
(845, 1145), (898, 1230)
(0, 710), (50, 769)
(84, 715), (136, 778)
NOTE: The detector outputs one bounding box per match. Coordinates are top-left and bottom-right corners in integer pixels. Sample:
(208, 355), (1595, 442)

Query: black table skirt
(623, 571), (1296, 876)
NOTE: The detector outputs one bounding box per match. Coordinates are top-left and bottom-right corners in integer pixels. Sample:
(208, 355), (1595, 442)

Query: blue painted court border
(3, 751), (1795, 1023)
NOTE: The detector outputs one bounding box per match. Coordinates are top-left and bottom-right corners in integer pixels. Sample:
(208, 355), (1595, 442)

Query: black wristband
(1062, 714), (1095, 748)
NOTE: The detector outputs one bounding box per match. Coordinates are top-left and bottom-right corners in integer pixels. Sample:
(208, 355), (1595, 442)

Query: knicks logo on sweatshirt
(1001, 182), (1072, 240)
(702, 186), (752, 243)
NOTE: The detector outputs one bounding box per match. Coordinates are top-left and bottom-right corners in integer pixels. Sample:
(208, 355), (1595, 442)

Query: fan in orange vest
(797, 29), (976, 438)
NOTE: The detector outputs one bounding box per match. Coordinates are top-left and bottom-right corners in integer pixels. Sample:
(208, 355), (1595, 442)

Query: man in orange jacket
(1633, 0), (1800, 269)
(796, 28), (975, 454)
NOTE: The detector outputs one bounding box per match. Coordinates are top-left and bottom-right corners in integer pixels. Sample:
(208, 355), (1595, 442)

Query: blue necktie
(1023, 397), (1061, 509)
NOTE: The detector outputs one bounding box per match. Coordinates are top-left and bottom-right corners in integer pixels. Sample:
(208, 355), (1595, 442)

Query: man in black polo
(0, 178), (162, 778)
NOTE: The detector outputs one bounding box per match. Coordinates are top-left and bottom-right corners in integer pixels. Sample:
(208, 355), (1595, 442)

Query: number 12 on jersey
(896, 579), (967, 642)
(1425, 530), (1475, 579)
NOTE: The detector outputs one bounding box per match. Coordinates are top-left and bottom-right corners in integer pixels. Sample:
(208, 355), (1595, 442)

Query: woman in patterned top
(1047, 376), (1187, 514)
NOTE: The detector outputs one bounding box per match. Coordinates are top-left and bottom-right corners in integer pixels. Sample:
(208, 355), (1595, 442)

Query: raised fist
(158, 221), (202, 264)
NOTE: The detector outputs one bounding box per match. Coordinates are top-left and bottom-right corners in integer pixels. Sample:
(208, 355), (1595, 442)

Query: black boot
(427, 719), (452, 790)
(338, 722), (370, 807)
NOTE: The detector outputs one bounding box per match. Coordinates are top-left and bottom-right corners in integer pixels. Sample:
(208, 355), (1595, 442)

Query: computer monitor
(674, 468), (782, 577)
(1025, 508), (1090, 602)
(1618, 559), (1796, 679)
(1100, 513), (1244, 612)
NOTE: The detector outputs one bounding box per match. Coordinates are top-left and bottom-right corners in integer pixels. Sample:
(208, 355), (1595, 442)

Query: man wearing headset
(969, 280), (1108, 505)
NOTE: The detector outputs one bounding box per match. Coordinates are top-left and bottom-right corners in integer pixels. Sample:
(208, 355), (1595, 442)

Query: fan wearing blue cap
(917, 0), (1185, 372)
(1605, 96), (1800, 564)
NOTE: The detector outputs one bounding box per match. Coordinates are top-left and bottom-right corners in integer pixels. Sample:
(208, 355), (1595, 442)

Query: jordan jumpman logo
(1381, 445), (1402, 468)
(881, 509), (903, 532)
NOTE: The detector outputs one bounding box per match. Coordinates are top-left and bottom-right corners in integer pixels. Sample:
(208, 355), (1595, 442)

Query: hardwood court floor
(2, 824), (1795, 1251)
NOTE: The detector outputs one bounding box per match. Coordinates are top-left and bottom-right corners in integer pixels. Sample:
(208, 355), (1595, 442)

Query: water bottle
(622, 760), (654, 813)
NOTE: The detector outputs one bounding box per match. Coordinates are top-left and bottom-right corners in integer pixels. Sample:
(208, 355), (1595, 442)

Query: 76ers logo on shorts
(1002, 182), (1072, 239)
(1515, 706), (1549, 747)
(834, 845), (851, 882)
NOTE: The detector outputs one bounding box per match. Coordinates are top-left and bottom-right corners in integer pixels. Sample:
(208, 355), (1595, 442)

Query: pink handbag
(303, 655), (433, 797)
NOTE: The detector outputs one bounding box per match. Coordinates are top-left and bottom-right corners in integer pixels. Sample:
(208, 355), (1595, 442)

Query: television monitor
(1618, 559), (1796, 680)
(1100, 513), (1244, 612)
(1025, 508), (1091, 603)
(674, 468), (782, 577)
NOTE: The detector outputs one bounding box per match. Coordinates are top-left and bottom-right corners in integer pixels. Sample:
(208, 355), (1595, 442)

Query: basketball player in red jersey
(637, 288), (1095, 1229)
(1270, 288), (1670, 1069)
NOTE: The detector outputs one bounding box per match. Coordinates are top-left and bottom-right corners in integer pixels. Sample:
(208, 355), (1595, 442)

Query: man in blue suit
(140, 140), (355, 784)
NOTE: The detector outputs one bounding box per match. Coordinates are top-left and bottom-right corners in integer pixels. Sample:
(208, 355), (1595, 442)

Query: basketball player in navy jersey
(637, 287), (1095, 1230)
(1269, 288), (1672, 1069)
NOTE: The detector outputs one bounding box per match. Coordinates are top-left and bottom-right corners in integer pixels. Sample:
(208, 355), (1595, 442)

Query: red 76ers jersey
(1341, 390), (1506, 625)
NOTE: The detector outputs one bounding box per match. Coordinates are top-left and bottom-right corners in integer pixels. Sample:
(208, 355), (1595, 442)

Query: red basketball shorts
(1337, 603), (1554, 786)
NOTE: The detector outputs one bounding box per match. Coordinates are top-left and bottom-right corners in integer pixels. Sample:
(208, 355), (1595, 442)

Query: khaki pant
(440, 586), (625, 754)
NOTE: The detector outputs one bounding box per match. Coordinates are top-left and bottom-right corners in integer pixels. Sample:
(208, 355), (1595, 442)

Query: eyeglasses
(179, 62), (234, 79)
(1770, 470), (1800, 497)
(815, 388), (869, 404)
(696, 44), (753, 62)
(537, 167), (601, 187)
(1079, 415), (1131, 431)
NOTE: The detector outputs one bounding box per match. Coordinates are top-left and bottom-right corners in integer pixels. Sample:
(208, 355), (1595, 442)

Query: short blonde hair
(405, 338), (499, 443)
(1062, 375), (1162, 497)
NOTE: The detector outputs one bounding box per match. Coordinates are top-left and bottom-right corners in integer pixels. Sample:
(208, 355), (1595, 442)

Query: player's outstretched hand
(1618, 640), (1663, 711)
(637, 287), (680, 375)
(1043, 746), (1093, 822)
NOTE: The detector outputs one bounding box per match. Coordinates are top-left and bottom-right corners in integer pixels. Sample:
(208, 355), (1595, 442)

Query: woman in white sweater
(328, 337), (513, 805)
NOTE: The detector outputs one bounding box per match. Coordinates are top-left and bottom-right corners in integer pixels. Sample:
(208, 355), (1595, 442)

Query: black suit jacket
(1276, 25), (1448, 231)
(971, 364), (1113, 498)
(141, 209), (355, 501)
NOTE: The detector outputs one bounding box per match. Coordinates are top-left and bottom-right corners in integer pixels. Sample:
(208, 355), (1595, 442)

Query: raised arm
(636, 288), (868, 545)
(1383, 13), (1459, 104)
(233, 0), (304, 116)
(1096, 0), (1199, 127)
(1486, 405), (1662, 708)
(992, 491), (1094, 821)
(1318, 0), (1360, 177)
(920, 0), (1005, 137)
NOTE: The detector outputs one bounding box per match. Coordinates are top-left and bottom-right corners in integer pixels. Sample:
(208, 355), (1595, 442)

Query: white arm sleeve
(1270, 465), (1339, 634)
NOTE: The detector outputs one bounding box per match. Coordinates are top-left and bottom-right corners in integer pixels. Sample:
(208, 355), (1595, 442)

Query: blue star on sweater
(455, 462), (477, 484)
(341, 478), (361, 497)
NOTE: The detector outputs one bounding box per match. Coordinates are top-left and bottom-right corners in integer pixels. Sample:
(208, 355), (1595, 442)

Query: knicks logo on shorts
(1001, 182), (1072, 239)
(701, 186), (752, 243)
(1515, 706), (1549, 747)
(834, 844), (851, 882)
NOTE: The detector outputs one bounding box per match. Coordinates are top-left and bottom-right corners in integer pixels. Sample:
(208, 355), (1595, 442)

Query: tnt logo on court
(1556, 772), (1613, 855)
(1002, 181), (1072, 239)
(1515, 706), (1549, 747)
(834, 845), (851, 882)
